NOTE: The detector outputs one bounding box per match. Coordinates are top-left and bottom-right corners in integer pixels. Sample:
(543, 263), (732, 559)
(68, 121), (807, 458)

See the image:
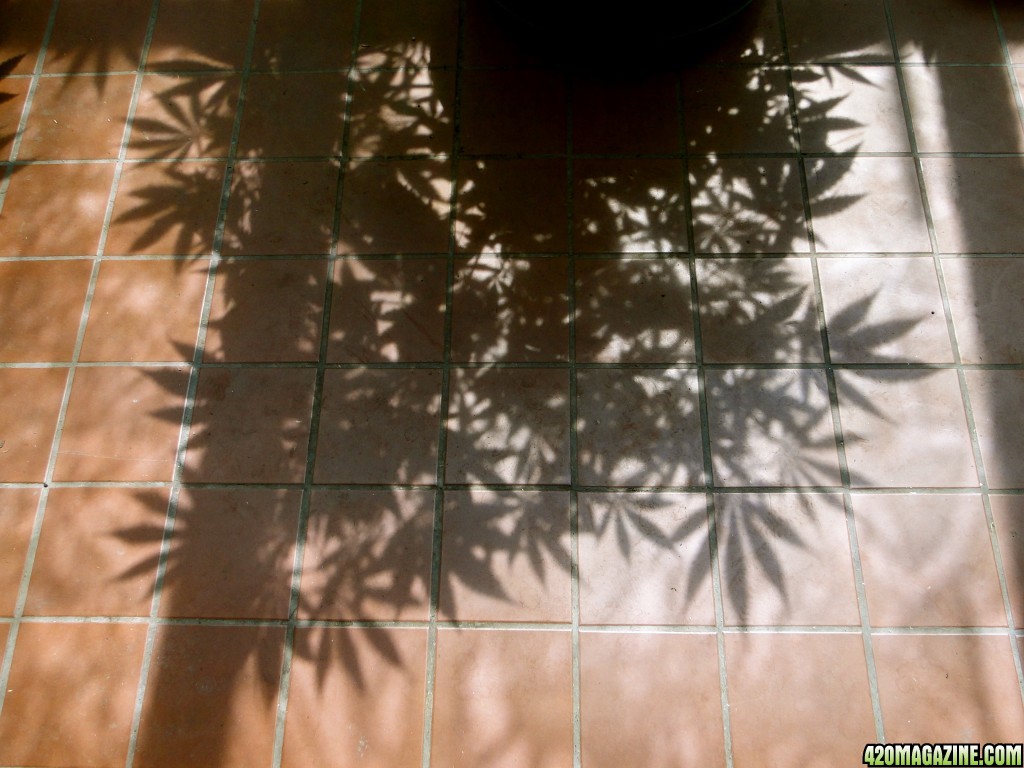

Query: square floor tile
(873, 634), (1024, 741)
(55, 365), (189, 482)
(203, 258), (326, 363)
(854, 493), (1005, 627)
(793, 65), (909, 153)
(942, 257), (1024, 364)
(315, 368), (441, 484)
(451, 255), (570, 362)
(835, 369), (976, 488)
(106, 161), (226, 255)
(574, 158), (688, 254)
(688, 0), (784, 64)
(184, 367), (315, 483)
(991, 495), (1024, 628)
(807, 156), (931, 253)
(706, 368), (840, 487)
(356, 0), (459, 68)
(237, 72), (348, 159)
(327, 258), (447, 363)
(461, 0), (552, 68)
(690, 157), (809, 253)
(439, 490), (571, 623)
(781, 0), (892, 62)
(431, 629), (573, 768)
(0, 368), (67, 482)
(0, 1), (52, 75)
(446, 368), (570, 484)
(456, 157), (566, 254)
(891, 0), (1005, 63)
(0, 76), (29, 160)
(223, 160), (338, 255)
(717, 492), (858, 625)
(818, 257), (952, 363)
(0, 622), (147, 767)
(580, 632), (724, 767)
(300, 489), (434, 620)
(1000, 2), (1024, 64)
(0, 488), (38, 616)
(135, 624), (284, 767)
(0, 259), (92, 362)
(159, 488), (300, 620)
(129, 73), (240, 160)
(726, 633), (875, 766)
(460, 69), (566, 155)
(578, 492), (715, 625)
(147, 0), (256, 71)
(252, 0), (357, 72)
(25, 487), (167, 617)
(576, 257), (695, 363)
(965, 369), (1024, 489)
(282, 627), (426, 768)
(577, 368), (702, 487)
(339, 158), (452, 255)
(573, 72), (680, 154)
(682, 67), (794, 153)
(0, 162), (114, 256)
(696, 257), (822, 364)
(44, 0), (150, 73)
(923, 158), (1024, 254)
(81, 258), (209, 362)
(18, 73), (134, 160)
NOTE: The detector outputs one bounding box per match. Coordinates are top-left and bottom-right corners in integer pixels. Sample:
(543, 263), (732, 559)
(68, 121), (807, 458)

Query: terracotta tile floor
(1, 0), (1023, 765)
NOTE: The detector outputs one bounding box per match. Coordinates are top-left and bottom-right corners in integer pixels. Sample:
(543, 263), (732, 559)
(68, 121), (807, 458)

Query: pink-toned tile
(25, 487), (167, 617)
(891, 0), (1005, 63)
(315, 368), (441, 484)
(965, 369), (1024, 489)
(44, 0), (150, 73)
(431, 629), (573, 768)
(578, 492), (715, 625)
(300, 489), (434, 621)
(147, 0), (256, 71)
(0, 368), (67, 482)
(682, 67), (794, 153)
(781, 0), (892, 63)
(991, 495), (1024, 628)
(0, 259), (92, 362)
(0, 622), (147, 767)
(573, 72), (680, 154)
(460, 69), (566, 155)
(581, 632), (725, 767)
(356, 0), (459, 68)
(942, 257), (1024, 364)
(129, 73), (240, 159)
(0, 488), (38, 616)
(237, 72), (348, 158)
(253, 0), (357, 71)
(439, 490), (571, 623)
(282, 627), (426, 768)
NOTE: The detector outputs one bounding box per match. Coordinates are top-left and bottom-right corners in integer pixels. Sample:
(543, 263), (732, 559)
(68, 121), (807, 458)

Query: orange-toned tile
(237, 72), (347, 159)
(431, 629), (573, 768)
(282, 627), (426, 768)
(223, 160), (338, 255)
(873, 634), (1024, 741)
(854, 493), (1004, 627)
(25, 487), (165, 617)
(576, 257), (695, 363)
(572, 72), (679, 154)
(451, 255), (570, 362)
(339, 158), (451, 255)
(690, 157), (808, 253)
(0, 488), (38, 616)
(706, 368), (840, 487)
(991, 495), (1024, 628)
(717, 493), (858, 625)
(55, 366), (189, 481)
(581, 633), (724, 767)
(0, 75), (29, 160)
(183, 367), (314, 483)
(460, 69), (566, 155)
(356, 0), (459, 68)
(0, 259), (92, 362)
(923, 158), (1024, 254)
(943, 257), (1024, 364)
(781, 0), (893, 63)
(135, 624), (284, 767)
(147, 0), (256, 71)
(0, 622), (147, 767)
(726, 633), (875, 766)
(129, 73), (240, 159)
(107, 161), (226, 255)
(0, 0), (52, 75)
(300, 490), (434, 620)
(965, 369), (1024, 489)
(252, 0), (357, 72)
(204, 258), (326, 363)
(44, 0), (150, 73)
(696, 256), (821, 364)
(578, 492), (715, 625)
(327, 258), (447, 363)
(0, 368), (67, 482)
(891, 0), (1004, 64)
(446, 368), (569, 484)
(835, 369), (976, 488)
(818, 257), (952, 363)
(577, 368), (702, 487)
(81, 258), (209, 362)
(439, 490), (571, 623)
(348, 67), (455, 158)
(0, 162), (114, 256)
(159, 488), (299, 619)
(315, 368), (441, 484)
(456, 157), (566, 254)
(683, 67), (793, 153)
